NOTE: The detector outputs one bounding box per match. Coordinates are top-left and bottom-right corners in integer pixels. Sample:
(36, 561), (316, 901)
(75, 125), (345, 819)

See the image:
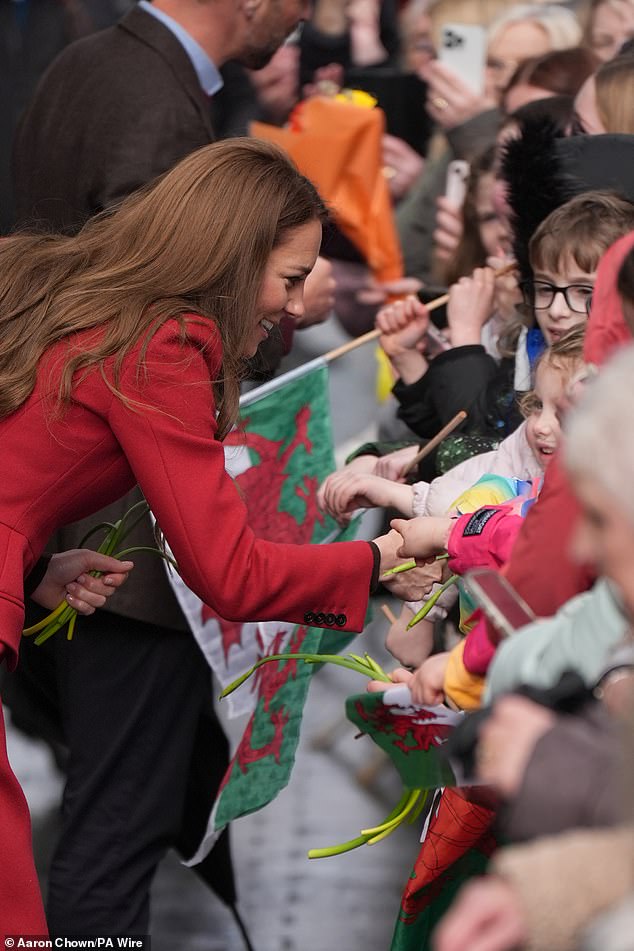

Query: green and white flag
(165, 358), (362, 863)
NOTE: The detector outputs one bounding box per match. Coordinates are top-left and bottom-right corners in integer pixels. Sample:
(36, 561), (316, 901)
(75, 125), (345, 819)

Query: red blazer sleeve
(107, 320), (374, 632)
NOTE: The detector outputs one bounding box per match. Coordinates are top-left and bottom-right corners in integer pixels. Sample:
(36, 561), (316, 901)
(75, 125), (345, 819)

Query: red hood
(584, 231), (634, 366)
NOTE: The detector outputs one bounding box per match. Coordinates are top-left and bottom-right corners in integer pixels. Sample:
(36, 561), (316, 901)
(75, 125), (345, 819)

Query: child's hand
(367, 665), (414, 693)
(410, 651), (451, 705)
(386, 609), (435, 668)
(374, 444), (420, 482)
(317, 471), (400, 523)
(391, 516), (453, 561)
(447, 267), (496, 347)
(487, 254), (519, 322)
(376, 296), (430, 384)
(376, 295), (430, 352)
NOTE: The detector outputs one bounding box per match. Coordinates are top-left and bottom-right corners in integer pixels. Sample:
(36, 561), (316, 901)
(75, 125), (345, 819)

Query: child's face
(531, 254), (595, 345)
(524, 361), (568, 469)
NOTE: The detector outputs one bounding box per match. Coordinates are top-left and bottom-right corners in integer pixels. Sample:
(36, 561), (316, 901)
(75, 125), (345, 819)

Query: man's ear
(241, 0), (265, 20)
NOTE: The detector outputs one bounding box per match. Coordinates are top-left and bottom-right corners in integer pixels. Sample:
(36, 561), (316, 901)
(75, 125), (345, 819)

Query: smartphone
(438, 23), (486, 95)
(461, 568), (537, 642)
(444, 159), (470, 208)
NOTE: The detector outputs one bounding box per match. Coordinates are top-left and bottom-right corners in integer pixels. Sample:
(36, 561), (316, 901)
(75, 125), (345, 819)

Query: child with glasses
(372, 191), (634, 478)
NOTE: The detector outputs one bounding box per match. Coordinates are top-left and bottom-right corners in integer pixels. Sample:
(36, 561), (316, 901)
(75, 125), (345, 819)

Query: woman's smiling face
(245, 218), (322, 358)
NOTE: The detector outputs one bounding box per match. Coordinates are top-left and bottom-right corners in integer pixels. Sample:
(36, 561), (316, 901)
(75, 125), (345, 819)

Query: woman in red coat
(0, 138), (408, 932)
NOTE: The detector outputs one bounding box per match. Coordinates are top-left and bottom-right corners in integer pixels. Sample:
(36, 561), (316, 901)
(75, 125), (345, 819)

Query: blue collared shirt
(138, 1), (223, 96)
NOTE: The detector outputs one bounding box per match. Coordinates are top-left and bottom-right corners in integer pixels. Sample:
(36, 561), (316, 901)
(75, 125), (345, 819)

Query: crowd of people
(2, 0), (634, 948)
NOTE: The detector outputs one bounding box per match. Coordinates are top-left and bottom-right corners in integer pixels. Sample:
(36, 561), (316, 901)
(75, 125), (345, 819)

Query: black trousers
(6, 611), (233, 934)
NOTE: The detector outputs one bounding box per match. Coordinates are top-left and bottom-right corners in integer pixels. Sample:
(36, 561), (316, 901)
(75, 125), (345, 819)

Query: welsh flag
(165, 358), (363, 864)
(390, 786), (497, 951)
(345, 689), (496, 951)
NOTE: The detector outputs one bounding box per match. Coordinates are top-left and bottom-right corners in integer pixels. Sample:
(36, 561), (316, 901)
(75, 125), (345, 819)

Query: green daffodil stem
(408, 788), (429, 825)
(406, 574), (459, 630)
(23, 501), (176, 645)
(307, 833), (374, 860)
(33, 603), (76, 645)
(308, 789), (412, 860)
(381, 552), (450, 581)
(113, 546), (178, 571)
(66, 611), (78, 642)
(219, 651), (391, 700)
(381, 560), (417, 578)
(361, 788), (421, 837)
(22, 599), (68, 637)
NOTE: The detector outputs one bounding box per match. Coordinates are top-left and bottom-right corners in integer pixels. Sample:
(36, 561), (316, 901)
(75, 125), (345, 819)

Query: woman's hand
(372, 530), (443, 601)
(30, 550), (134, 613)
(410, 651), (451, 705)
(433, 876), (528, 951)
(247, 44), (299, 125)
(447, 266), (496, 347)
(420, 60), (496, 131)
(390, 516), (454, 561)
(433, 195), (464, 263)
(382, 134), (425, 201)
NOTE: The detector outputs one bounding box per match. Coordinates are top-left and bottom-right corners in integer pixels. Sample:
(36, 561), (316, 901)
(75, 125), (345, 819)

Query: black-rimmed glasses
(520, 280), (593, 315)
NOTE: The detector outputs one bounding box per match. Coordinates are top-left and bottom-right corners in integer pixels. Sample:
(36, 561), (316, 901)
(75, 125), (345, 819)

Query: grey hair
(488, 4), (582, 49)
(565, 343), (634, 521)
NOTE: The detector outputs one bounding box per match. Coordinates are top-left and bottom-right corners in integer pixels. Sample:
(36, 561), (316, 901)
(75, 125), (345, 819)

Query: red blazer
(0, 317), (375, 669)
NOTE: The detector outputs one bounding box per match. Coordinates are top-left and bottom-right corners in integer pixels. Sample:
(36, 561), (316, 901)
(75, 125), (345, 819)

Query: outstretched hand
(30, 549), (134, 613)
(391, 515), (454, 561)
(318, 471), (413, 523)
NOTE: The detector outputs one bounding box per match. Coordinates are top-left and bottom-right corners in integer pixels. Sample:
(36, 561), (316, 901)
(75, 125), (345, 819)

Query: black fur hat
(502, 123), (634, 281)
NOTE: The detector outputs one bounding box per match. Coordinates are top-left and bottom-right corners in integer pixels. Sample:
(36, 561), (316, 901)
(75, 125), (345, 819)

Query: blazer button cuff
(325, 613), (336, 626)
(314, 612), (325, 625)
(304, 612), (315, 625)
(335, 614), (347, 626)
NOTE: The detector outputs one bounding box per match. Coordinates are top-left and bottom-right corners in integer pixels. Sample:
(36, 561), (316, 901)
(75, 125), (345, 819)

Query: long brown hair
(596, 50), (634, 134)
(0, 138), (327, 437)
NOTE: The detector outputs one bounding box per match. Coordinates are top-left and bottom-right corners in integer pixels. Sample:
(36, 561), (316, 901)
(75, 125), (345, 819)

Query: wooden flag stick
(381, 603), (398, 625)
(323, 262), (516, 364)
(400, 409), (467, 478)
